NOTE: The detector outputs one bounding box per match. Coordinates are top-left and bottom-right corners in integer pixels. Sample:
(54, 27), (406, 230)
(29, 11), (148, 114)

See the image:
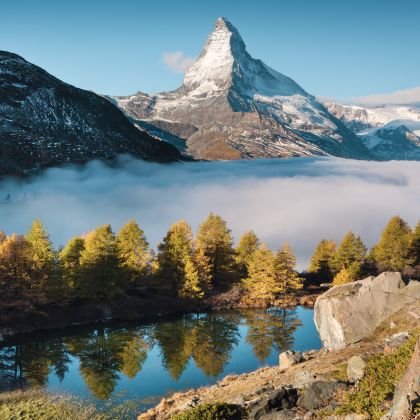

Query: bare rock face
(314, 272), (420, 350)
(116, 18), (370, 161)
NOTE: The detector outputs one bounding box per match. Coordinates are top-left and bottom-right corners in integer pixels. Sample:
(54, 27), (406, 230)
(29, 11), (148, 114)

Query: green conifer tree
(308, 239), (337, 281)
(335, 232), (367, 269)
(156, 220), (194, 295)
(117, 220), (150, 286)
(26, 219), (57, 288)
(180, 255), (203, 299)
(196, 213), (235, 285)
(373, 216), (412, 271)
(243, 244), (281, 304)
(59, 237), (85, 289)
(274, 243), (303, 292)
(79, 225), (121, 300)
(408, 221), (420, 268)
(236, 230), (260, 278)
(180, 248), (213, 299)
(0, 234), (32, 289)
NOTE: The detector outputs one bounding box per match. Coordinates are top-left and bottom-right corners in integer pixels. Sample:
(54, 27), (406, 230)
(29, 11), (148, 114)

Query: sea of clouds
(0, 156), (419, 270)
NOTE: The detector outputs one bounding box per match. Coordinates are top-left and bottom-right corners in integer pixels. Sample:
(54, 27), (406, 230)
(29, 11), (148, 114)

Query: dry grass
(0, 388), (106, 420)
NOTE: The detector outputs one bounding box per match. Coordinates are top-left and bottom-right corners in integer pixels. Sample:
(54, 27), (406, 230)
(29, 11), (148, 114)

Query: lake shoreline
(0, 286), (323, 342)
(138, 275), (420, 420)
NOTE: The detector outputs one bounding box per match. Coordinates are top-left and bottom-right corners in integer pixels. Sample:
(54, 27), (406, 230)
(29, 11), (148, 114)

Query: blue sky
(1, 0), (419, 98)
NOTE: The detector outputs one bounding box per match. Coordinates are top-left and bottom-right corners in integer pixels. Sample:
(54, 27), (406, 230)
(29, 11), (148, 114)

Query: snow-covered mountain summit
(324, 101), (420, 160)
(116, 17), (370, 160)
(183, 17), (305, 99)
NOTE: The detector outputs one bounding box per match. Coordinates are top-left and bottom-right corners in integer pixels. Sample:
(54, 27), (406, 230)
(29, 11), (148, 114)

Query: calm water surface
(0, 307), (321, 416)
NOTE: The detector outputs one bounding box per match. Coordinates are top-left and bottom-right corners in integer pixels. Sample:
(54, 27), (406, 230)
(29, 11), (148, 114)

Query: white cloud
(351, 86), (420, 107)
(0, 157), (419, 270)
(162, 51), (194, 73)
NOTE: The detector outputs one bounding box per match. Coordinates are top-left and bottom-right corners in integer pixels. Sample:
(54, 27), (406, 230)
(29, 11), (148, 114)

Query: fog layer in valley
(0, 156), (419, 270)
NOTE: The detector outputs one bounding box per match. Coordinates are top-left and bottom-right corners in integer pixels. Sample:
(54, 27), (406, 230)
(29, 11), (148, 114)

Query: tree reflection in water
(0, 308), (302, 399)
(243, 308), (301, 362)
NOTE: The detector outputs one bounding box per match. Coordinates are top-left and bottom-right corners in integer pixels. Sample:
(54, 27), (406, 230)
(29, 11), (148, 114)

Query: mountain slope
(325, 102), (420, 160)
(0, 51), (180, 176)
(116, 17), (371, 161)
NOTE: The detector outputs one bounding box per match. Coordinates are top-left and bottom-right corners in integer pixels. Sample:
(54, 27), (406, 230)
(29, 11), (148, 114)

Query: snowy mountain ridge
(324, 101), (420, 160)
(324, 102), (420, 132)
(116, 17), (370, 161)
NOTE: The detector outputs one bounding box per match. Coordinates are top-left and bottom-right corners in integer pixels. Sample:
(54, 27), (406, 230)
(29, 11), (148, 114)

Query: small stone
(279, 351), (303, 370)
(385, 331), (409, 348)
(389, 321), (396, 329)
(301, 350), (318, 361)
(347, 355), (367, 383)
(292, 370), (318, 388)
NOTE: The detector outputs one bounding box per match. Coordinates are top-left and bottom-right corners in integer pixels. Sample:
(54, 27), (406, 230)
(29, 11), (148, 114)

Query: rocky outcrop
(314, 272), (420, 350)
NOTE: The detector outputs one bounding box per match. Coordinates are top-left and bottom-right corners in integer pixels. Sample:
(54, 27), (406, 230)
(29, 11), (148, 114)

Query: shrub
(336, 335), (417, 419)
(171, 402), (243, 420)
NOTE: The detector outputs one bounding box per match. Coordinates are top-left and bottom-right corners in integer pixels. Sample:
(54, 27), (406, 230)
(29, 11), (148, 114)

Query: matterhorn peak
(214, 17), (241, 38)
(117, 17), (374, 161)
(182, 17), (248, 94)
(214, 16), (233, 30)
(182, 17), (307, 99)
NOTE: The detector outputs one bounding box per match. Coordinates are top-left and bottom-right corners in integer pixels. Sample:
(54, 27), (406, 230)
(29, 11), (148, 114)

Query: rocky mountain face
(0, 51), (180, 176)
(325, 102), (420, 160)
(116, 18), (371, 161)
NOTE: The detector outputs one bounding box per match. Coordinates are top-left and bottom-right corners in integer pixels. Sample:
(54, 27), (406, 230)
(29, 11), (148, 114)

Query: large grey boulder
(314, 272), (420, 350)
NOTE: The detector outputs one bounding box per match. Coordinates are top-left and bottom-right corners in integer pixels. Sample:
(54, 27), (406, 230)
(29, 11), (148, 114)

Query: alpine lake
(0, 306), (321, 417)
